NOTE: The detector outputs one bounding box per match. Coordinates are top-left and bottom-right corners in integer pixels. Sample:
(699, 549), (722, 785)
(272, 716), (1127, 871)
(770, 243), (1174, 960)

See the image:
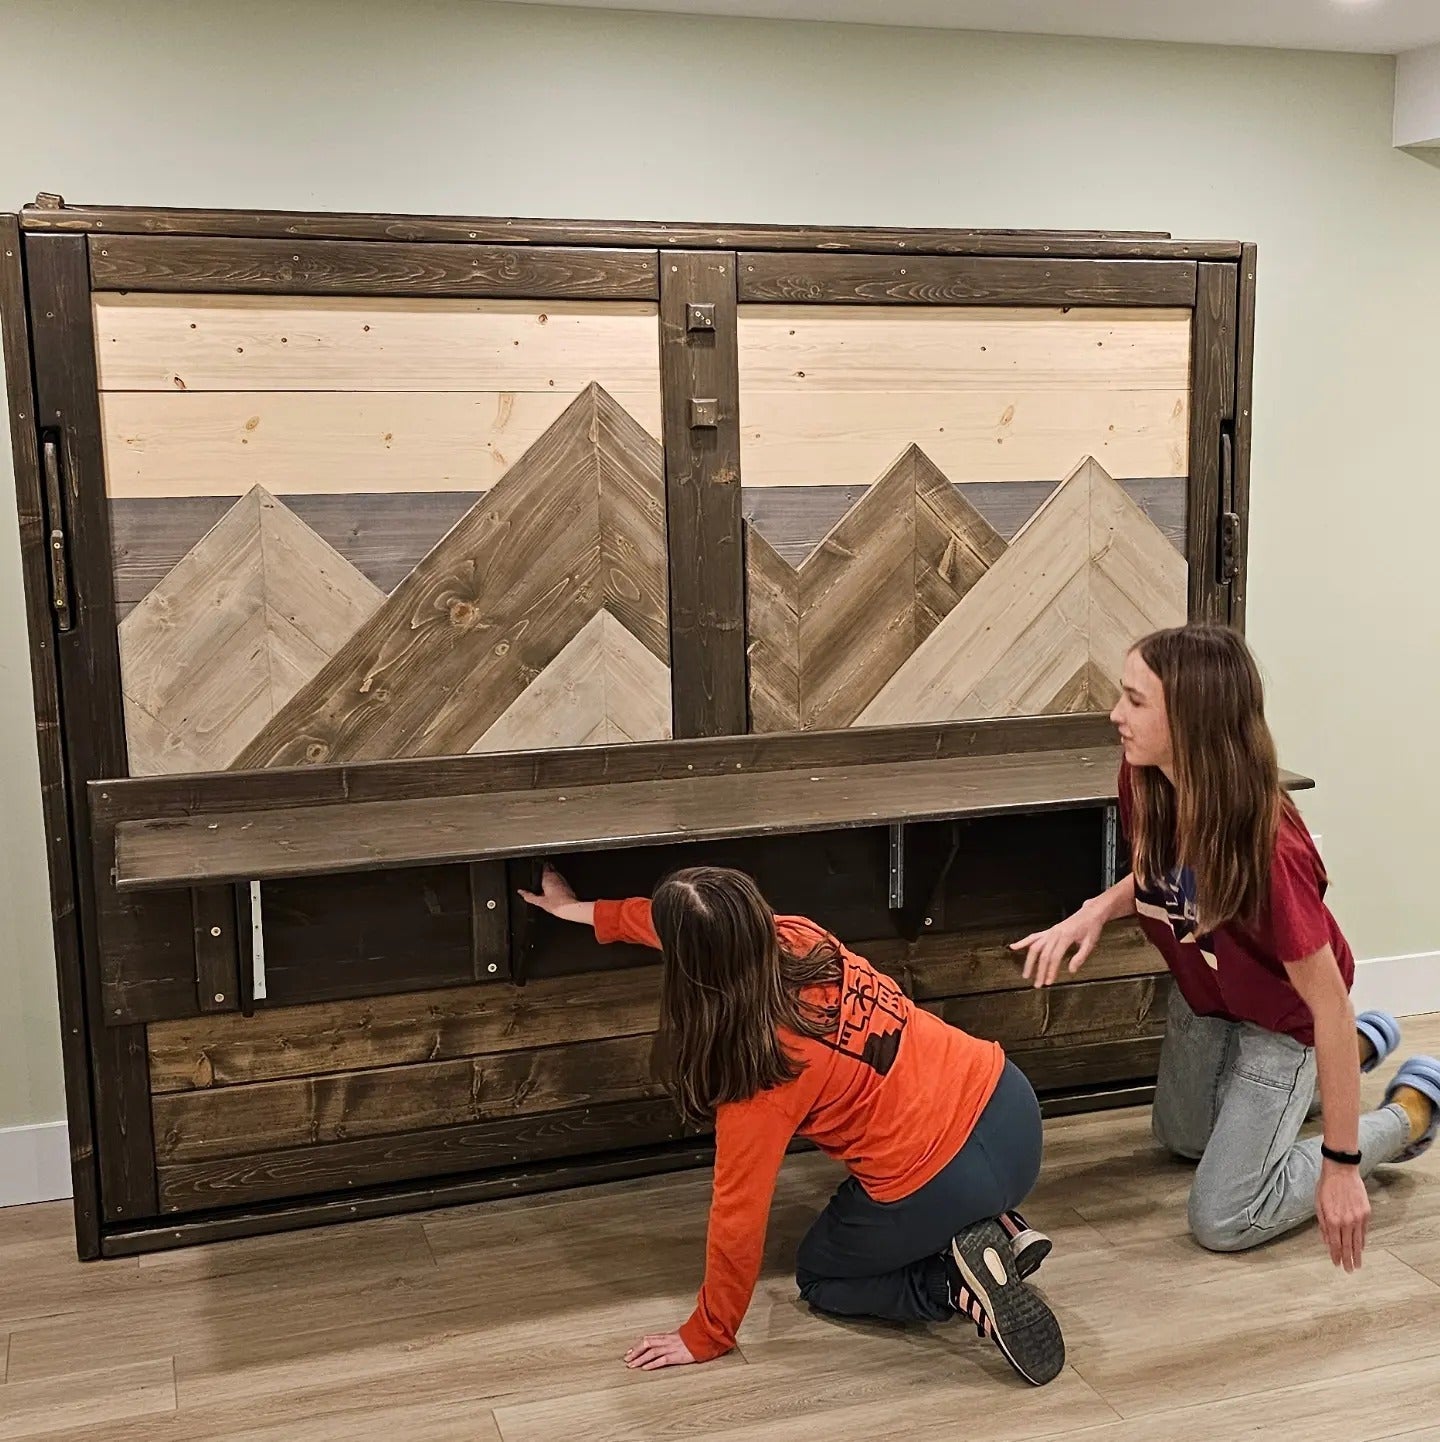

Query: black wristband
(1321, 1143), (1362, 1166)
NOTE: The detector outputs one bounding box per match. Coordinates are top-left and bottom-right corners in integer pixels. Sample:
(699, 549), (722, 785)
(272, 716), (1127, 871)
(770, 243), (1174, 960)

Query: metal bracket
(686, 301), (717, 333)
(41, 436), (72, 631)
(888, 824), (905, 909)
(1102, 805), (1120, 890)
(248, 880), (267, 1001)
(689, 397), (719, 429)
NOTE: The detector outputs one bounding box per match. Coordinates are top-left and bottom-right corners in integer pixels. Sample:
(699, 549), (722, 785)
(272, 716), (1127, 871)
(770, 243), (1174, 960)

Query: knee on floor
(1187, 1195), (1261, 1254)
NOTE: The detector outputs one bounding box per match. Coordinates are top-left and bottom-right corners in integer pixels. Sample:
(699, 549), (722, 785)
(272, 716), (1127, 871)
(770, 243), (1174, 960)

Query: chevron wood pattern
(117, 487), (385, 775)
(470, 611), (671, 754)
(859, 457), (1187, 725)
(234, 385), (668, 767)
(746, 445), (1006, 733)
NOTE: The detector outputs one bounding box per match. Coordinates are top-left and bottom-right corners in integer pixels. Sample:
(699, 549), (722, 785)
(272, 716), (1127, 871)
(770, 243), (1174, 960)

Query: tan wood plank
(738, 304), (1192, 391)
(94, 293), (660, 393)
(744, 527), (801, 733)
(117, 487), (385, 774)
(99, 388), (663, 498)
(859, 462), (1092, 725)
(0, 1360), (175, 1440)
(738, 388), (1188, 491)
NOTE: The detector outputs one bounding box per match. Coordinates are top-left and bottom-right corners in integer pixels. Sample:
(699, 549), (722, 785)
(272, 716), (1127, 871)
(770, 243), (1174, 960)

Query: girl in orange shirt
(520, 863), (1065, 1386)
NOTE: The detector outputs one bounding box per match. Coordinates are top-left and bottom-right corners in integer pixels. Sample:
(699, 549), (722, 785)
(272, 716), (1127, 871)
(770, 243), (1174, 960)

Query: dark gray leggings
(794, 1060), (1043, 1322)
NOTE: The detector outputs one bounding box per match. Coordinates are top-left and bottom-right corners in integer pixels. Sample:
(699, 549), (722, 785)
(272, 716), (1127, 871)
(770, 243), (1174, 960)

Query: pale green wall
(2, 0), (1437, 1129)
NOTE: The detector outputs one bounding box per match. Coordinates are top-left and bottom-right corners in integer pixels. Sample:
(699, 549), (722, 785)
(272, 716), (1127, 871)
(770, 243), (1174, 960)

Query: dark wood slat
(110, 745), (1312, 894)
(113, 1136), (721, 1250)
(87, 236), (658, 299)
(155, 1095), (694, 1211)
(738, 253), (1198, 307)
(1230, 245), (1257, 630)
(147, 966), (661, 1093)
(661, 252), (746, 736)
(1010, 1034), (1165, 1093)
(1, 216), (103, 1258)
(929, 974), (1171, 1049)
(894, 920), (1162, 1001)
(1040, 1083), (1155, 1120)
(113, 746), (1124, 890)
(152, 1032), (662, 1163)
(1187, 263), (1235, 623)
(191, 887), (239, 1014)
(252, 866), (474, 1008)
(27, 233), (158, 1225)
(25, 202), (1250, 260)
(91, 713), (1121, 824)
(469, 862), (511, 983)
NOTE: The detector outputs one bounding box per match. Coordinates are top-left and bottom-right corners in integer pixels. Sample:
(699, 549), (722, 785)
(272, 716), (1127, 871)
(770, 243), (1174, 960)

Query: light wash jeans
(1151, 984), (1410, 1251)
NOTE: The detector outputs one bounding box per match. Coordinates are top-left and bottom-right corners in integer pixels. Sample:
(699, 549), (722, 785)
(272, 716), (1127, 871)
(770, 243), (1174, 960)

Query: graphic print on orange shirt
(826, 960), (908, 1076)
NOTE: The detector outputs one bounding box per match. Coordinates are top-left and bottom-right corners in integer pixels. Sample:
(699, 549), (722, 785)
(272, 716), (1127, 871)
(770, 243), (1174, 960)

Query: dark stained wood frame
(1, 198), (1257, 1257)
(736, 252), (1198, 306)
(1, 216), (104, 1258)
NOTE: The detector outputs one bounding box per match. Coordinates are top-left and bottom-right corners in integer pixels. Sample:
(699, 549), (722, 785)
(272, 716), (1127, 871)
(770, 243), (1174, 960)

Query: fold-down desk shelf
(109, 745), (1314, 893)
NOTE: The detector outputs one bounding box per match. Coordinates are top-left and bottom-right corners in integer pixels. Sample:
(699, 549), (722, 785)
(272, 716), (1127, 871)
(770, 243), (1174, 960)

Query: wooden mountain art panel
(747, 453), (1185, 732)
(746, 445), (1007, 732)
(860, 457), (1186, 724)
(114, 386), (672, 773)
(236, 385), (670, 767)
(118, 488), (386, 775)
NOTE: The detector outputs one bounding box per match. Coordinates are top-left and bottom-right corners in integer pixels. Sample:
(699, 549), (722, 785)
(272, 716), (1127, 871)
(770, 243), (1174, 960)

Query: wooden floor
(5, 1015), (1440, 1442)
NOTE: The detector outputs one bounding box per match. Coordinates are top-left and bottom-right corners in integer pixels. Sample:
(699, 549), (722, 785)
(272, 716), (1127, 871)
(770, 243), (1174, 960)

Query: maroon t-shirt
(1118, 761), (1354, 1046)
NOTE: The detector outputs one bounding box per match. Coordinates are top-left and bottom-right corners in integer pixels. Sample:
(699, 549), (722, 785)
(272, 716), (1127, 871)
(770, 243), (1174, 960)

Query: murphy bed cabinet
(0, 200), (1288, 1258)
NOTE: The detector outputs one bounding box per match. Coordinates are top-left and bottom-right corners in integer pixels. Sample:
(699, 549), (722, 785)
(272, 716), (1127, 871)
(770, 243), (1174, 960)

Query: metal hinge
(1218, 511), (1241, 586)
(40, 435), (72, 631)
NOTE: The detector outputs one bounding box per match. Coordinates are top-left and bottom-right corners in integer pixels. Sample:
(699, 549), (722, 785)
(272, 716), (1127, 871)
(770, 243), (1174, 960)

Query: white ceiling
(501, 0), (1440, 55)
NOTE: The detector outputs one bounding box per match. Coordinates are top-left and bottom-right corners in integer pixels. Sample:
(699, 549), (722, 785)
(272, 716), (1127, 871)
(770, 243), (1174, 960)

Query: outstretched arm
(1011, 873), (1137, 988)
(517, 862), (594, 926)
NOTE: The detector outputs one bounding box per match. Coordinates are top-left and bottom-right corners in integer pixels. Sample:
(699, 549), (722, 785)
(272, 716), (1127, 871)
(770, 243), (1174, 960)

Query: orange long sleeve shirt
(593, 897), (1005, 1361)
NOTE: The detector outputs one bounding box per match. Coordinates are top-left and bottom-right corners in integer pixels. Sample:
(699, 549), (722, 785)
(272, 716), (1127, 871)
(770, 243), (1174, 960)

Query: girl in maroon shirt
(1014, 624), (1439, 1270)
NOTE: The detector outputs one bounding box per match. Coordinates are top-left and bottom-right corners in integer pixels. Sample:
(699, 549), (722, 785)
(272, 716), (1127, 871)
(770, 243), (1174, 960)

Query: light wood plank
(738, 389), (1188, 491)
(117, 487), (385, 774)
(234, 386), (664, 767)
(100, 389), (663, 498)
(738, 304), (1192, 391)
(94, 293), (660, 393)
(0, 1360), (175, 1440)
(859, 462), (1092, 725)
(470, 612), (671, 754)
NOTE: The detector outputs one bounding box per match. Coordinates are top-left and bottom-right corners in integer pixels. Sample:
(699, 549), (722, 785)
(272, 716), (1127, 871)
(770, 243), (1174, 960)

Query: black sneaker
(1000, 1209), (1052, 1279)
(946, 1218), (1065, 1386)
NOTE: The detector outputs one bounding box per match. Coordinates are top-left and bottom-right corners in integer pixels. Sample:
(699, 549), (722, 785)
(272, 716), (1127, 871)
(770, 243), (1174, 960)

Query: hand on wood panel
(1315, 1161), (1370, 1273)
(517, 862), (595, 926)
(1011, 906), (1105, 988)
(624, 1330), (697, 1371)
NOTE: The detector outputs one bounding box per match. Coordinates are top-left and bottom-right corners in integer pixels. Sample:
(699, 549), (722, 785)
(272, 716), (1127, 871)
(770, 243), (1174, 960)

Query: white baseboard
(0, 1121), (73, 1208)
(1350, 951), (1440, 1023)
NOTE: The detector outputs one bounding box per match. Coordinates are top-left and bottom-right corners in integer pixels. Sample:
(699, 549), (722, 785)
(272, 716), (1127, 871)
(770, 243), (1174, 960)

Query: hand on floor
(624, 1330), (697, 1370)
(1315, 1160), (1369, 1272)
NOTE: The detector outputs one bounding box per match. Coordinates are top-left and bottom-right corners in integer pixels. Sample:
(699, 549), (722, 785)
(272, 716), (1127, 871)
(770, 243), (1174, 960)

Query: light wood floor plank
(3, 1014), (1437, 1438)
(0, 1360), (175, 1440)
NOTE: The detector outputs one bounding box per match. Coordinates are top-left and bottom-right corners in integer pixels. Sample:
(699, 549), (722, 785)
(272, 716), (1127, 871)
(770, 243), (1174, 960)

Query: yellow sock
(1358, 1031), (1377, 1068)
(1391, 1085), (1435, 1145)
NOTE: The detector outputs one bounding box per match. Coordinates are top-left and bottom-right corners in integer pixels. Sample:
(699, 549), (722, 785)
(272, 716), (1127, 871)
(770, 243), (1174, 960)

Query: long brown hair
(650, 867), (842, 1125)
(1126, 624), (1291, 931)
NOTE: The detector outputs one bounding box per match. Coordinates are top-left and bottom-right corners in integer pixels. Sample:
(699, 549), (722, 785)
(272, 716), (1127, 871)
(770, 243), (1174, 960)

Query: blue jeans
(795, 1060), (1042, 1322)
(1152, 984), (1409, 1251)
